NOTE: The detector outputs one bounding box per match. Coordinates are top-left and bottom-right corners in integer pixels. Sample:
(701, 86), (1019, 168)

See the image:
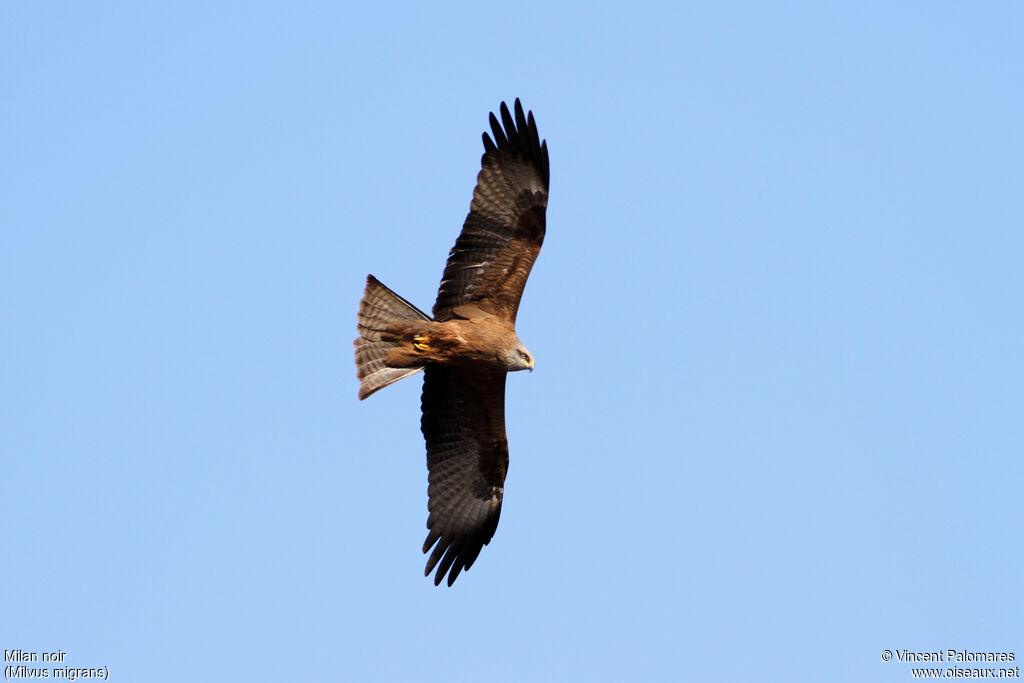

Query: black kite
(354, 100), (549, 586)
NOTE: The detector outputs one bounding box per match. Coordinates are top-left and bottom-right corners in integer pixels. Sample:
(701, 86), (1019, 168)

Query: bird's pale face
(503, 343), (535, 372)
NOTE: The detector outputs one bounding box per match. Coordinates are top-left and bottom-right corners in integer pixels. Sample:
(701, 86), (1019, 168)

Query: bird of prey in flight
(354, 99), (549, 586)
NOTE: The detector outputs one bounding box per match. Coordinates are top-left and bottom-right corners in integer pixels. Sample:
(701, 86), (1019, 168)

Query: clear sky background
(3, 2), (1022, 681)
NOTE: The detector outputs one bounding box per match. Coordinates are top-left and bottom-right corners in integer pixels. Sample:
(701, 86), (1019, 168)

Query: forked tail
(354, 275), (432, 400)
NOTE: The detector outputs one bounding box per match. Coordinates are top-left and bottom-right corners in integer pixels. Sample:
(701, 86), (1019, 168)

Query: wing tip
(422, 528), (481, 587)
(484, 98), (549, 189)
(423, 537), (456, 586)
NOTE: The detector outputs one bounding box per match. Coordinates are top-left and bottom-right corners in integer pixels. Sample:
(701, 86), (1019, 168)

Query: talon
(413, 335), (430, 352)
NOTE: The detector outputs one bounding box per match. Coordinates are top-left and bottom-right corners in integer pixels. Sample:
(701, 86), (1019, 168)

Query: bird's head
(502, 340), (535, 372)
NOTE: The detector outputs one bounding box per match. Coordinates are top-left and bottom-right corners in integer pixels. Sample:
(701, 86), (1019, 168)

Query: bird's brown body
(380, 314), (528, 372)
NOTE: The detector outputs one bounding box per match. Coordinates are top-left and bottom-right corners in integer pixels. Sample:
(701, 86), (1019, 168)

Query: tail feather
(355, 275), (431, 400)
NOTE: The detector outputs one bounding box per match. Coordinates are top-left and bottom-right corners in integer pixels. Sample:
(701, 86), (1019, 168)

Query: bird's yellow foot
(413, 335), (430, 352)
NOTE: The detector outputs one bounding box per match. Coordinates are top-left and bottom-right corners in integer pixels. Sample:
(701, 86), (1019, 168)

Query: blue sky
(3, 2), (1022, 681)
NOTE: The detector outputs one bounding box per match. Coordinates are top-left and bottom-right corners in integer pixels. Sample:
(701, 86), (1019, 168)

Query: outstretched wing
(433, 99), (549, 323)
(420, 366), (508, 586)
